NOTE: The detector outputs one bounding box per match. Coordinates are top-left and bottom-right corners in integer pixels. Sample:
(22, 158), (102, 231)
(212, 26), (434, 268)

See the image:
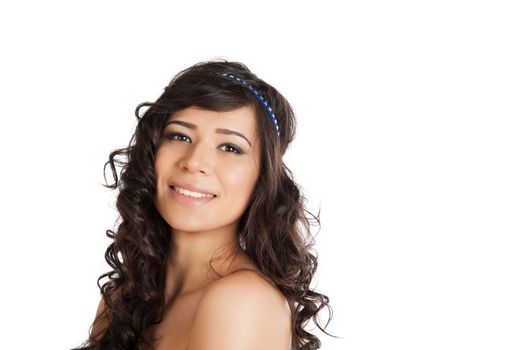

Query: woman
(72, 59), (333, 350)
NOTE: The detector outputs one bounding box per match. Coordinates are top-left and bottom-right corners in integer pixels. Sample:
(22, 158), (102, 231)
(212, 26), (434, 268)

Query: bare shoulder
(206, 269), (290, 315)
(187, 270), (292, 350)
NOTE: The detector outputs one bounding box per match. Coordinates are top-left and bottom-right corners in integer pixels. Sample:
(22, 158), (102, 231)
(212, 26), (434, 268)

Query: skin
(92, 105), (292, 349)
(154, 105), (263, 303)
(152, 105), (292, 349)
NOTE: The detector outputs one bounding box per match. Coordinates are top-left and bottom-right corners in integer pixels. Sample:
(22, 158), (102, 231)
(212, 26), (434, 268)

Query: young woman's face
(154, 105), (261, 234)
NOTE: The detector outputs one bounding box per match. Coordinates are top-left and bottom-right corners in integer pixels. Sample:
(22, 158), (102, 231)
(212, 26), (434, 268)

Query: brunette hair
(72, 59), (335, 350)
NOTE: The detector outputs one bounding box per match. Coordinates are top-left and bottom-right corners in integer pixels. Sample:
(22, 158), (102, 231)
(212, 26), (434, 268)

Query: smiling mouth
(169, 185), (217, 198)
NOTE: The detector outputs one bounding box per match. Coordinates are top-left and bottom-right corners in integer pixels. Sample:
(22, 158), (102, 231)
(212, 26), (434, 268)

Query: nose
(178, 141), (212, 174)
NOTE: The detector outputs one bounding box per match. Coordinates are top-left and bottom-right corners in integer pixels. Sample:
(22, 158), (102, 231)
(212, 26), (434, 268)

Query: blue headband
(220, 72), (281, 137)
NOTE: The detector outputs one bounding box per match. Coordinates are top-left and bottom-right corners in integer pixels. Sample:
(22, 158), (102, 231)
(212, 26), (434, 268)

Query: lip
(168, 181), (217, 197)
(169, 186), (216, 205)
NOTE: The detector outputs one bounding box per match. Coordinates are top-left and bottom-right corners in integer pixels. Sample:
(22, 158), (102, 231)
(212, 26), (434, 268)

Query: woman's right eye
(166, 132), (190, 142)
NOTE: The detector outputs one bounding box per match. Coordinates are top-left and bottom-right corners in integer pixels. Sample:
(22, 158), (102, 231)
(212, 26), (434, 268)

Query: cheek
(221, 165), (259, 203)
(154, 147), (165, 170)
(153, 158), (165, 183)
(154, 147), (176, 175)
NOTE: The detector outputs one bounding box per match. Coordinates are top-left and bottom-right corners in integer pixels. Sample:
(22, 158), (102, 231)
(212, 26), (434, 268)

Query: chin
(167, 217), (218, 233)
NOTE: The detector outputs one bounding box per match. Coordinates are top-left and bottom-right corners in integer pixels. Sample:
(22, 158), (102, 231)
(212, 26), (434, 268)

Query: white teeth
(173, 186), (214, 199)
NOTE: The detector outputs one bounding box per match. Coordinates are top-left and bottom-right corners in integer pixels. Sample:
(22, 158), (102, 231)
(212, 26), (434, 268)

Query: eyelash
(165, 132), (243, 155)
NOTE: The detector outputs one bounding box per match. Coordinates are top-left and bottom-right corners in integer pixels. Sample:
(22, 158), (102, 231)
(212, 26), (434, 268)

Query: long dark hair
(72, 59), (335, 350)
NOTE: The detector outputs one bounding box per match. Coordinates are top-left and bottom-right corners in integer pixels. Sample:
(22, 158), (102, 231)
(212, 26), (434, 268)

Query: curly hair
(71, 59), (335, 350)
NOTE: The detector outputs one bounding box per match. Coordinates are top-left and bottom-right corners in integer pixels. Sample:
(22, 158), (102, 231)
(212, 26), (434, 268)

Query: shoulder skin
(187, 269), (292, 350)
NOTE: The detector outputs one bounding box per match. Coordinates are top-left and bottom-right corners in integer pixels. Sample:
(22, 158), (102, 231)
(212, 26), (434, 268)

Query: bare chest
(142, 293), (203, 350)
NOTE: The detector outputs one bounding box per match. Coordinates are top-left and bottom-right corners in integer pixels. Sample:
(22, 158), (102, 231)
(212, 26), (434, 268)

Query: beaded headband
(220, 72), (281, 137)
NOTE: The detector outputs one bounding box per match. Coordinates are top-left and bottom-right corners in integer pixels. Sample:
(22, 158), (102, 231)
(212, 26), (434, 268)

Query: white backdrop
(1, 1), (518, 349)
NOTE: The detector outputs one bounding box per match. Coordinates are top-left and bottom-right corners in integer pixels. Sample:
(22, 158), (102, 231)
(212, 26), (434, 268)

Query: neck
(163, 224), (242, 303)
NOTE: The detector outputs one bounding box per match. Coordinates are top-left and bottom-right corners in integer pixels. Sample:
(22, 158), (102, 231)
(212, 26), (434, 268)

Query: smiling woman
(155, 106), (262, 247)
(71, 59), (335, 350)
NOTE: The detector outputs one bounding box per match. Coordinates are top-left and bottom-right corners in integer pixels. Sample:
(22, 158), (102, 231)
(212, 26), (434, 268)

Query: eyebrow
(164, 120), (252, 147)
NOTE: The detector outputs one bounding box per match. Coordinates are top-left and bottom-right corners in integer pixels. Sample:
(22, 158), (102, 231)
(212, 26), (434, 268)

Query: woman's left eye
(221, 144), (243, 155)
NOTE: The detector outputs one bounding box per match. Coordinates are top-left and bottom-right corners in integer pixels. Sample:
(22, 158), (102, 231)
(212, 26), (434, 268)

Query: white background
(1, 1), (518, 349)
